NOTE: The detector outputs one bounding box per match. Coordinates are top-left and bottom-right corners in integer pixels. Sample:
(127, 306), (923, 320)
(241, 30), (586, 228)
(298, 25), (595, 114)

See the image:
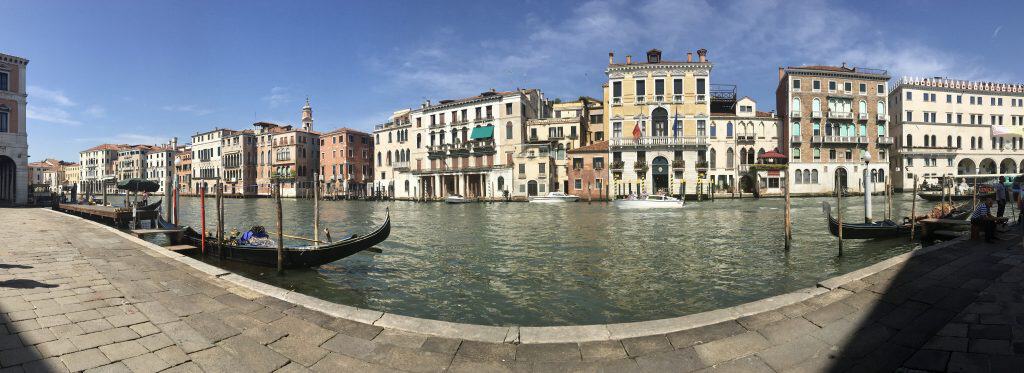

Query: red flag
(632, 124), (642, 139)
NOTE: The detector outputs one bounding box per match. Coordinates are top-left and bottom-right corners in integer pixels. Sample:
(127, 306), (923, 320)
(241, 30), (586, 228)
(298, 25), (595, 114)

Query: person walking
(995, 176), (1008, 218)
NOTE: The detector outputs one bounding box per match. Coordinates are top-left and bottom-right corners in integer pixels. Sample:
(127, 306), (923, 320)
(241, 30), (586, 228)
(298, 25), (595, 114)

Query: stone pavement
(2, 208), (1024, 372)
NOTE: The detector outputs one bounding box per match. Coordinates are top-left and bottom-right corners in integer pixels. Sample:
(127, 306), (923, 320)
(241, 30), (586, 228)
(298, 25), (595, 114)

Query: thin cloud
(262, 86), (291, 108)
(162, 104), (214, 116)
(992, 25), (1002, 38)
(85, 105), (106, 118)
(28, 86), (76, 107)
(75, 133), (169, 145)
(27, 106), (81, 126)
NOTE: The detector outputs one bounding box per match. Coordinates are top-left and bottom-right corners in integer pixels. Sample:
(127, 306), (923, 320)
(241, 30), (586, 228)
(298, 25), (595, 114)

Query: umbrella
(116, 178), (160, 193)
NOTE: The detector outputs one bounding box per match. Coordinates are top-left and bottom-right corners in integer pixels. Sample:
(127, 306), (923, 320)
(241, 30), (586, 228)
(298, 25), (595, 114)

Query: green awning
(470, 125), (494, 140)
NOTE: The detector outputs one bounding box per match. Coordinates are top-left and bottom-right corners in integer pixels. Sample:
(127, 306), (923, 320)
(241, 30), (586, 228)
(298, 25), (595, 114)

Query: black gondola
(139, 200), (161, 211)
(917, 192), (993, 202)
(158, 209), (391, 269)
(822, 202), (919, 239)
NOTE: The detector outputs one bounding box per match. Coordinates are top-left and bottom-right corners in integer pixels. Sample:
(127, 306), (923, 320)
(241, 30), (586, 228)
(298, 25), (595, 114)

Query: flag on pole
(632, 123), (642, 139)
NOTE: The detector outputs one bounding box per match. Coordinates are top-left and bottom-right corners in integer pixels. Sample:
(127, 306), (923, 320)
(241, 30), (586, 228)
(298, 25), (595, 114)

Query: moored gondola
(917, 192), (992, 202)
(822, 202), (919, 239)
(159, 209), (390, 269)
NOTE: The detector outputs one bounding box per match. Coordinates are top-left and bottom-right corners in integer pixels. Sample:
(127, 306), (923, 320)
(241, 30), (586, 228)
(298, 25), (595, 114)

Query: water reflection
(130, 194), (921, 326)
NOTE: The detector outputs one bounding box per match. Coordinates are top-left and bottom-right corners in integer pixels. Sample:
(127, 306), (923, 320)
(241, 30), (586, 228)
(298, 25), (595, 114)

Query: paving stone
(36, 339), (77, 358)
(76, 319), (114, 334)
(578, 340), (627, 361)
(371, 329), (428, 349)
(693, 331), (769, 365)
(22, 356), (69, 373)
(969, 323), (1012, 340)
(364, 344), (456, 372)
(105, 312), (148, 328)
(98, 340), (147, 362)
(324, 318), (382, 340)
(128, 322), (159, 337)
(0, 335), (24, 351)
(136, 333), (174, 352)
(692, 355), (774, 373)
(18, 328), (57, 345)
(37, 315), (73, 328)
(757, 317), (820, 344)
(620, 335), (672, 357)
(945, 351), (991, 372)
(66, 310), (104, 323)
(269, 336), (329, 367)
(61, 348), (112, 372)
(515, 343), (580, 362)
(802, 301), (857, 328)
(157, 321), (213, 353)
(69, 331), (115, 350)
(634, 347), (707, 373)
(269, 316), (336, 346)
(83, 362), (130, 373)
(755, 334), (832, 371)
(153, 345), (190, 366)
(736, 310), (787, 330)
(218, 335), (289, 373)
(133, 302), (178, 325)
(0, 346), (40, 367)
(969, 338), (1013, 355)
(49, 324), (86, 339)
(239, 324), (287, 345)
(936, 322), (969, 337)
(923, 335), (969, 352)
(121, 352), (172, 373)
(247, 307), (286, 324)
(275, 362), (314, 373)
(309, 353), (392, 373)
(902, 348), (951, 371)
(666, 321), (746, 349)
(161, 361), (203, 373)
(454, 340), (516, 362)
(183, 312), (240, 342)
(420, 336), (461, 355)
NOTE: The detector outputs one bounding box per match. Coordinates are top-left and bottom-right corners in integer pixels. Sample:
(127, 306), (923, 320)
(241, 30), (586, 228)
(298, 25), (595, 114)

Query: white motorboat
(613, 195), (685, 209)
(445, 195), (472, 204)
(528, 191), (580, 203)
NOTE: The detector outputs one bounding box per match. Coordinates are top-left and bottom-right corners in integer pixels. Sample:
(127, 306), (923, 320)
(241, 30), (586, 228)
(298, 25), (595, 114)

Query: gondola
(822, 202), (918, 239)
(158, 209), (391, 269)
(917, 192), (992, 202)
(138, 200), (161, 211)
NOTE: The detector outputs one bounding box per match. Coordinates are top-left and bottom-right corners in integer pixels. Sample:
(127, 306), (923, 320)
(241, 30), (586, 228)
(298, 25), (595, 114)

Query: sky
(5, 0), (1022, 162)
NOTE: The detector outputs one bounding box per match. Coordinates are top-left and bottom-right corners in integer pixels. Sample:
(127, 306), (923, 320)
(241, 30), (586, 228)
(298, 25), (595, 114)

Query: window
(829, 149), (836, 160)
(696, 120), (706, 137)
(812, 121), (821, 136)
(0, 72), (7, 91)
(635, 80), (646, 97)
(859, 83), (866, 93)
(506, 122), (513, 140)
(726, 122), (734, 137)
(0, 111), (7, 133)
(906, 110), (913, 122)
(574, 179), (582, 189)
(844, 82), (852, 92)
(594, 157), (604, 169)
(828, 81), (836, 92)
(538, 163), (546, 174)
(613, 122), (622, 138)
(813, 148), (821, 160)
(654, 79), (664, 95)
(792, 79), (801, 90)
(906, 91), (913, 100)
(673, 78), (683, 95)
(877, 84), (885, 95)
(505, 103), (513, 115)
(710, 123), (717, 137)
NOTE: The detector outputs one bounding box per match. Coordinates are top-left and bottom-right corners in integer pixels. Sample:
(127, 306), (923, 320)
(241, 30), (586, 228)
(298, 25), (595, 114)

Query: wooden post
(275, 180), (284, 275)
(173, 187), (179, 225)
(972, 178), (978, 212)
(784, 168), (792, 251)
(314, 173), (320, 245)
(217, 183), (224, 260)
(910, 175), (918, 242)
(837, 174), (844, 256)
(200, 185), (206, 255)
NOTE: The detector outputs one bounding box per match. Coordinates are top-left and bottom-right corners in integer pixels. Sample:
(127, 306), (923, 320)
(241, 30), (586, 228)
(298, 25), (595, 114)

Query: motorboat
(528, 191), (580, 203)
(613, 195), (685, 209)
(445, 195), (472, 204)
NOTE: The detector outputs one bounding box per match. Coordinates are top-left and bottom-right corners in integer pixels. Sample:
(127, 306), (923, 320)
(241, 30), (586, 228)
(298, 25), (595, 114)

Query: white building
(190, 129), (235, 193)
(79, 144), (127, 195)
(708, 95), (781, 195)
(0, 52), (29, 205)
(889, 77), (1024, 190)
(145, 138), (177, 194)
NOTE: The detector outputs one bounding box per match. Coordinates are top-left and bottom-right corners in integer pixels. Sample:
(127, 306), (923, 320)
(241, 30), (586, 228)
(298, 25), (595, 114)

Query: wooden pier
(57, 203), (160, 227)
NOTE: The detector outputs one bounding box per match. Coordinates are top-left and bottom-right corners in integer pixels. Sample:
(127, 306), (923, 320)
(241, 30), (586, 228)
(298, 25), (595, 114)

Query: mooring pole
(972, 178), (978, 212)
(910, 175), (918, 242)
(200, 185), (206, 255)
(275, 180), (284, 275)
(173, 187), (179, 225)
(837, 174), (844, 256)
(314, 173), (320, 245)
(784, 168), (792, 251)
(216, 182), (224, 260)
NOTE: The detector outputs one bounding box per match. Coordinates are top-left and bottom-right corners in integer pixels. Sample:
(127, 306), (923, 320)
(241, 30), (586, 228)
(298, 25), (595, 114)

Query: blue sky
(5, 0), (1022, 161)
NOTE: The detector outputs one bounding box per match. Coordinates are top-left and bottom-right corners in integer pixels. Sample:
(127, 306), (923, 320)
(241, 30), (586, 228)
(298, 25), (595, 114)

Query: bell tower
(301, 97), (313, 131)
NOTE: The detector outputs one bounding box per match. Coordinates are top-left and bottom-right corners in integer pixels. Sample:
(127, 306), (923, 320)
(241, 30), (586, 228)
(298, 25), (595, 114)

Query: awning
(470, 125), (494, 140)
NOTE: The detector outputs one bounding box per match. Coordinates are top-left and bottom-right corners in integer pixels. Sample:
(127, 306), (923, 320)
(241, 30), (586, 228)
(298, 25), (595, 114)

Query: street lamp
(861, 152), (872, 223)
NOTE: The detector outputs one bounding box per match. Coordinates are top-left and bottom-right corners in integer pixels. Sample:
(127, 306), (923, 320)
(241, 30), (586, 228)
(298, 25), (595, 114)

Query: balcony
(633, 161), (648, 172)
(654, 95), (664, 103)
(695, 161), (709, 171)
(609, 161), (625, 171)
(393, 161), (410, 171)
(790, 135), (802, 143)
(858, 112), (868, 120)
(877, 113), (887, 121)
(696, 94), (707, 103)
(811, 111), (822, 119)
(538, 173), (548, 179)
(790, 111), (801, 118)
(828, 111), (853, 120)
(899, 146), (958, 155)
(636, 96), (646, 104)
(672, 159), (685, 170)
(609, 136), (707, 148)
(857, 136), (869, 143)
(612, 97), (622, 105)
(811, 135), (859, 144)
(736, 134), (755, 142)
(877, 136), (894, 145)
(673, 94), (683, 103)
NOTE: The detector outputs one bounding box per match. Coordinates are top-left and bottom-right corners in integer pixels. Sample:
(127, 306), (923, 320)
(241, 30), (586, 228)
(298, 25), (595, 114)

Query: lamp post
(862, 152), (873, 223)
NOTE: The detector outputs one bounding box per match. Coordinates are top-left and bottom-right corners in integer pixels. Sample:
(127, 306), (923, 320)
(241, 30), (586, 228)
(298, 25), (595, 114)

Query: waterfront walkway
(1, 208), (1024, 372)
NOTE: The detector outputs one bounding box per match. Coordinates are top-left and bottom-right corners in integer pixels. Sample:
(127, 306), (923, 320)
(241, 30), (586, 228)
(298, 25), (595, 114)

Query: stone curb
(45, 208), (965, 344)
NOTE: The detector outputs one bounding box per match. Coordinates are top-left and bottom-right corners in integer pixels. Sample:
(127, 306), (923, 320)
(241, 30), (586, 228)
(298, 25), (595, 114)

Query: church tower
(301, 97), (313, 131)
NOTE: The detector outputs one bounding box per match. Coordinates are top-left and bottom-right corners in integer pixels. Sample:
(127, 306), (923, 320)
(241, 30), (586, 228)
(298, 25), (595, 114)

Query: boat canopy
(470, 125), (495, 140)
(116, 178), (160, 192)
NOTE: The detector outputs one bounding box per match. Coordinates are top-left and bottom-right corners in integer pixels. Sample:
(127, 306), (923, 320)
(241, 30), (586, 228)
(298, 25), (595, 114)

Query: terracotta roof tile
(568, 141), (608, 153)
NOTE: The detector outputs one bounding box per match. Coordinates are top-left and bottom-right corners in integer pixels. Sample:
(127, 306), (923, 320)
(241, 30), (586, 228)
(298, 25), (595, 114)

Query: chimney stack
(687, 52), (693, 62)
(608, 52), (614, 64)
(697, 48), (707, 62)
(778, 67), (784, 81)
(626, 55), (632, 64)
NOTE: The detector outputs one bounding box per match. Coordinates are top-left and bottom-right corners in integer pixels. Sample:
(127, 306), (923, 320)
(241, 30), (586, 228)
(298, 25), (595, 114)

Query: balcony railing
(612, 97), (622, 105)
(654, 95), (664, 102)
(811, 135), (860, 144)
(609, 161), (625, 171)
(636, 96), (646, 104)
(858, 112), (868, 120)
(857, 136), (869, 143)
(790, 111), (801, 118)
(828, 111), (853, 120)
(811, 111), (822, 118)
(393, 161), (410, 170)
(791, 135), (802, 143)
(696, 94), (707, 103)
(609, 136), (707, 148)
(673, 94), (683, 103)
(899, 146), (958, 155)
(877, 113), (887, 121)
(736, 134), (755, 142)
(877, 136), (894, 145)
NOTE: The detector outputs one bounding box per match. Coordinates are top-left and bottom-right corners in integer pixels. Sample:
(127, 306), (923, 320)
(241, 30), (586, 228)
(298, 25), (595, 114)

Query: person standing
(995, 176), (1007, 218)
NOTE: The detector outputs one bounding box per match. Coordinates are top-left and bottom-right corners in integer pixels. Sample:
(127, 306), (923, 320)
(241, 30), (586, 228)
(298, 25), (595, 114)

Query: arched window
(377, 152), (382, 166)
(792, 97), (801, 114)
(416, 133), (422, 148)
(386, 151), (392, 166)
(931, 135), (936, 147)
(971, 137), (976, 149)
(726, 148), (734, 168)
(709, 148), (717, 169)
(759, 123), (765, 138)
(979, 137), (984, 149)
(710, 123), (717, 137)
(812, 98), (821, 113)
(947, 135), (952, 148)
(388, 132), (392, 143)
(878, 169), (885, 183)
(795, 169), (803, 184)
(871, 169), (877, 183)
(462, 128), (469, 142)
(811, 169), (819, 184)
(791, 121), (800, 137)
(877, 100), (885, 115)
(497, 176), (504, 191)
(404, 180), (409, 192)
(906, 134), (913, 147)
(451, 128), (458, 144)
(506, 122), (513, 140)
(924, 136), (930, 147)
(957, 136), (962, 148)
(726, 122), (734, 137)
(859, 100), (867, 116)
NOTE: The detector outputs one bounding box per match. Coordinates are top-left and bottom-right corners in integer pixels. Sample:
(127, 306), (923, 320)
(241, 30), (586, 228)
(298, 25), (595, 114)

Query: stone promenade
(2, 208), (1024, 372)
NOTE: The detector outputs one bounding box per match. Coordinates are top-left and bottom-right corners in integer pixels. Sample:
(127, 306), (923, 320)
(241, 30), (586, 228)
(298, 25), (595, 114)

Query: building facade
(63, 163), (80, 191)
(116, 145), (155, 181)
(221, 131), (256, 196)
(566, 140), (610, 200)
(145, 139), (177, 195)
(174, 148), (192, 195)
(79, 144), (127, 195)
(604, 49), (713, 198)
(777, 65), (892, 195)
(0, 52), (29, 205)
(190, 129), (235, 193)
(319, 127), (373, 198)
(889, 77), (1024, 190)
(708, 96), (782, 195)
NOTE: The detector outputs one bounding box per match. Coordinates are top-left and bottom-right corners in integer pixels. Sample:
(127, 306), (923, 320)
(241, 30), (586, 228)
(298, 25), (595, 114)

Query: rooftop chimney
(626, 55), (632, 64)
(687, 52), (693, 62)
(697, 48), (707, 62)
(778, 67), (784, 81)
(608, 52), (614, 64)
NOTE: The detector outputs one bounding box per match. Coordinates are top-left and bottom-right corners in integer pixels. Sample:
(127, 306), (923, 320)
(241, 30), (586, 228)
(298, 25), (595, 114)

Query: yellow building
(604, 48), (712, 197)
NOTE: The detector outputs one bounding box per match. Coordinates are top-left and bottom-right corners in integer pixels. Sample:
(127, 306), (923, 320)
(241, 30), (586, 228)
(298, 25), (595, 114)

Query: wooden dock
(57, 203), (160, 227)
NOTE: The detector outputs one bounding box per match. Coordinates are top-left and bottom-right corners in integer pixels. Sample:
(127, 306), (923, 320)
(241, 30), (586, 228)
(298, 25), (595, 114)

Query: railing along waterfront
(609, 136), (706, 148)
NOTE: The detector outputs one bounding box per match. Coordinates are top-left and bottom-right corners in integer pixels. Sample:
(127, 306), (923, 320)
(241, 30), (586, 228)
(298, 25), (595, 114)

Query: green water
(133, 194), (924, 326)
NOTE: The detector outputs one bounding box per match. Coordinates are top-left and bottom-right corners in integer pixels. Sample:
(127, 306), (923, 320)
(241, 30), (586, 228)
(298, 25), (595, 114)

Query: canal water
(133, 194), (927, 326)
